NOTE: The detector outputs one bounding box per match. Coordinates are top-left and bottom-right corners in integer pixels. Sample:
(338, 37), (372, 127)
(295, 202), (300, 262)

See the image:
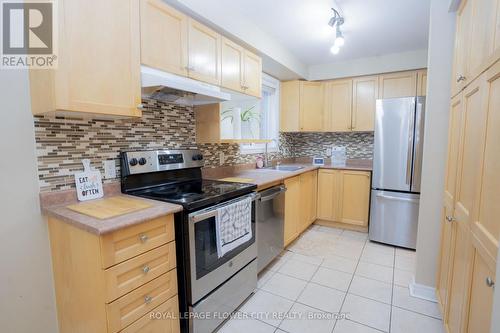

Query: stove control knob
(138, 157), (147, 165)
(129, 158), (138, 166)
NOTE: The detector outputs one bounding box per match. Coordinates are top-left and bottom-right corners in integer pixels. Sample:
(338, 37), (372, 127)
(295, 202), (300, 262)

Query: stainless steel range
(120, 149), (258, 333)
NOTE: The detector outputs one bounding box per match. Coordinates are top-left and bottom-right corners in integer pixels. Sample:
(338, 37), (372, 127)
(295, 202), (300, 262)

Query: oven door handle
(189, 193), (257, 224)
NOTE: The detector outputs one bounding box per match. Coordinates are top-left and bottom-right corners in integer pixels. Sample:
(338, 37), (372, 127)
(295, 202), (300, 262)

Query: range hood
(141, 65), (231, 105)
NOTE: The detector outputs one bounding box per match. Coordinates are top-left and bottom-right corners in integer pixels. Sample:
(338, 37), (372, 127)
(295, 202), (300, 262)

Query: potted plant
(221, 105), (260, 139)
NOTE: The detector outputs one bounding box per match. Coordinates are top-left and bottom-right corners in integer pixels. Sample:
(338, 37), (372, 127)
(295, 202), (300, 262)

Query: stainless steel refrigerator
(369, 96), (425, 249)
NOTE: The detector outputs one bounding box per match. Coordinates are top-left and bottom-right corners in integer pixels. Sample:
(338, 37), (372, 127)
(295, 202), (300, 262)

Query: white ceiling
(212, 0), (431, 66)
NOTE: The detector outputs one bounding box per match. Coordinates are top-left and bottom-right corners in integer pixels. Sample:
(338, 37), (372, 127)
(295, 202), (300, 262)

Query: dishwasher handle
(259, 185), (286, 202)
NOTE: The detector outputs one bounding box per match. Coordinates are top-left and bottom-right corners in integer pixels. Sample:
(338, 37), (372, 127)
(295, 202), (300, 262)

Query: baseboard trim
(409, 277), (438, 303)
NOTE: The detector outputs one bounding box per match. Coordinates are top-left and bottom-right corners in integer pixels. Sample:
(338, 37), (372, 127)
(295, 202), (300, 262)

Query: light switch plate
(219, 152), (225, 165)
(103, 160), (116, 179)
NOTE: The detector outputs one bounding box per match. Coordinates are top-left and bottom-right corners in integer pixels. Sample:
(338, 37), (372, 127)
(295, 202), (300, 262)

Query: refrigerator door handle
(412, 100), (425, 192)
(406, 103), (415, 185)
(375, 193), (420, 203)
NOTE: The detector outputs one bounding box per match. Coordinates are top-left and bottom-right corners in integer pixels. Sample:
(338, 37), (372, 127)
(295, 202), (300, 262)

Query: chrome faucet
(264, 139), (279, 167)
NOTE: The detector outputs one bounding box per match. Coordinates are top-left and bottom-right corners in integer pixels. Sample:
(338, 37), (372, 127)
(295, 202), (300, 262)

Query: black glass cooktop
(130, 179), (257, 211)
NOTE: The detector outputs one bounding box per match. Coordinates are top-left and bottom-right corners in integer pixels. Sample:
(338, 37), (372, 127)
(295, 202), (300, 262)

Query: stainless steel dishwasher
(256, 185), (286, 272)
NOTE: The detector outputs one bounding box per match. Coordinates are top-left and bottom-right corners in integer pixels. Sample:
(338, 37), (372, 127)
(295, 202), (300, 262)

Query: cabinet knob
(486, 277), (495, 288)
(144, 295), (153, 304)
(456, 75), (466, 83)
(139, 234), (148, 243)
(445, 215), (455, 223)
(137, 103), (144, 109)
(142, 265), (151, 274)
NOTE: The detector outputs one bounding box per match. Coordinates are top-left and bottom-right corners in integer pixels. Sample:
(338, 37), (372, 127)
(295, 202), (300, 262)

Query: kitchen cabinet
(284, 176), (301, 246)
(221, 39), (262, 98)
(140, 0), (188, 76)
(48, 214), (179, 333)
(352, 75), (379, 131)
(451, 0), (473, 96)
(317, 169), (371, 228)
(280, 81), (301, 132)
(300, 81), (324, 131)
(378, 71), (418, 98)
(324, 79), (353, 132)
(187, 19), (222, 85)
(416, 70), (428, 96)
(30, 0), (142, 117)
(298, 171), (318, 233)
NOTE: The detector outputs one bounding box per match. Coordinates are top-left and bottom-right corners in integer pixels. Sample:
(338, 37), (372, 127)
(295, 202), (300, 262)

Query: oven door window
(193, 201), (255, 280)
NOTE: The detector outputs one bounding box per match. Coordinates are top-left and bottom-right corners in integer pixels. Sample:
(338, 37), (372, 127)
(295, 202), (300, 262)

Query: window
(239, 73), (280, 154)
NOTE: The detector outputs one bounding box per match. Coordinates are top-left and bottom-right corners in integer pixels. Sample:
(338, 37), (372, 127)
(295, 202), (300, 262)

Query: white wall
(308, 49), (429, 80)
(413, 0), (456, 289)
(0, 70), (58, 332)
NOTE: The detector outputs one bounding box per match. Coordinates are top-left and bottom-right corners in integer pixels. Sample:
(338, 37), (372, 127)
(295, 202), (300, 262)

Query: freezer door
(372, 97), (416, 192)
(411, 97), (425, 193)
(369, 190), (420, 249)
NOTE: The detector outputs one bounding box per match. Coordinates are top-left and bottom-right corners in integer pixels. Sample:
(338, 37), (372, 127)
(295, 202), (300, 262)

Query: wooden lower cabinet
(284, 176), (301, 246)
(317, 169), (371, 228)
(47, 214), (179, 333)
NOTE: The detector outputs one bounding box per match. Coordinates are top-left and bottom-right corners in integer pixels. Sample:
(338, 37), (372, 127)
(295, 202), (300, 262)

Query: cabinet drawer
(105, 242), (176, 302)
(120, 295), (180, 333)
(106, 271), (178, 333)
(100, 215), (174, 268)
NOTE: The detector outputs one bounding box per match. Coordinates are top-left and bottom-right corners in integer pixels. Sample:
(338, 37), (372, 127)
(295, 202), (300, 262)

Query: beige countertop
(204, 158), (372, 190)
(40, 183), (183, 235)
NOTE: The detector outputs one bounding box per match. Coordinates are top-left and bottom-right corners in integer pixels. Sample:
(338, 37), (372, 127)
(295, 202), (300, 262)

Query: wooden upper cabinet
(187, 19), (221, 85)
(378, 71), (418, 98)
(352, 76), (378, 131)
(300, 81), (324, 131)
(416, 69), (427, 96)
(221, 37), (244, 93)
(452, 0), (473, 95)
(337, 171), (371, 227)
(31, 0), (141, 116)
(140, 0), (188, 76)
(242, 50), (262, 98)
(280, 81), (300, 132)
(324, 79), (352, 132)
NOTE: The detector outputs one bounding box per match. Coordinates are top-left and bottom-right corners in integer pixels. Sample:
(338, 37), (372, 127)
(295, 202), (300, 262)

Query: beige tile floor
(217, 225), (444, 333)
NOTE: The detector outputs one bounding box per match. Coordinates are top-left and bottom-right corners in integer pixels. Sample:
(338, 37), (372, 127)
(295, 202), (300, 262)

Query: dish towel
(215, 197), (252, 258)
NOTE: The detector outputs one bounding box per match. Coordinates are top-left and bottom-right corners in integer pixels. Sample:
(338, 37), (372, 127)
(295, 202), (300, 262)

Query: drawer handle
(142, 265), (151, 274)
(486, 277), (495, 288)
(139, 234), (148, 243)
(144, 295), (153, 304)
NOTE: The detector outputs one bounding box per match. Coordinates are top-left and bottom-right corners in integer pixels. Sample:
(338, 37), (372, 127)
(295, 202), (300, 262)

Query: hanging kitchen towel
(215, 196), (252, 258)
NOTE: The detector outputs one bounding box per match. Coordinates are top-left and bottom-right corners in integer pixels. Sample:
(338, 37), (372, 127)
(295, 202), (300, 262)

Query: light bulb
(335, 36), (345, 47)
(330, 44), (340, 54)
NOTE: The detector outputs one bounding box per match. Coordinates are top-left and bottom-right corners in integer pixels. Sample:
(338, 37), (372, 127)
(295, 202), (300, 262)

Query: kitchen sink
(264, 165), (305, 172)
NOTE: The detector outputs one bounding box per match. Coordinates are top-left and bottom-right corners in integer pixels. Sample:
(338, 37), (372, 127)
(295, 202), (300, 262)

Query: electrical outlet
(326, 148), (332, 157)
(219, 152), (225, 165)
(103, 160), (116, 179)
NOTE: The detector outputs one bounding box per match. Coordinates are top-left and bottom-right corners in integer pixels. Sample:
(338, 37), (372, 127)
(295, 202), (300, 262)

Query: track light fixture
(329, 8), (345, 54)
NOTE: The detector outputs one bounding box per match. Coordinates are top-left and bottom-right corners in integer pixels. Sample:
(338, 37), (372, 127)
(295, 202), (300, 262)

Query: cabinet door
(324, 80), (352, 132)
(299, 172), (313, 233)
(280, 81), (300, 132)
(451, 1), (473, 95)
(337, 171), (371, 226)
(55, 0), (141, 116)
(378, 71), (417, 98)
(243, 50), (262, 98)
(300, 81), (324, 131)
(140, 0), (188, 76)
(416, 69), (427, 96)
(352, 76), (378, 131)
(221, 37), (244, 93)
(466, 247), (496, 333)
(317, 170), (338, 221)
(188, 19), (221, 85)
(468, 0), (498, 79)
(473, 60), (500, 262)
(310, 171), (318, 222)
(437, 94), (464, 316)
(284, 176), (300, 246)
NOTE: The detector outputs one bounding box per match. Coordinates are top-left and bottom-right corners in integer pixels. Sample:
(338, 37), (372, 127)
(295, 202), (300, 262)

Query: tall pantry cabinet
(436, 0), (500, 332)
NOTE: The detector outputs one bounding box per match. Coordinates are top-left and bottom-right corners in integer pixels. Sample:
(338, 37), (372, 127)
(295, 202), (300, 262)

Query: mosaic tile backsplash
(34, 100), (373, 192)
